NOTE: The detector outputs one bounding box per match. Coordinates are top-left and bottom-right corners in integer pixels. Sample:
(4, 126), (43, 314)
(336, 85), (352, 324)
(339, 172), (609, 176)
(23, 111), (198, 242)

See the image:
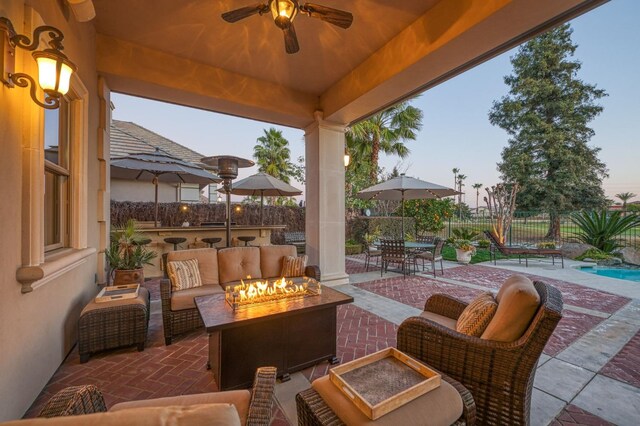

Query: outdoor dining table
(374, 241), (435, 250)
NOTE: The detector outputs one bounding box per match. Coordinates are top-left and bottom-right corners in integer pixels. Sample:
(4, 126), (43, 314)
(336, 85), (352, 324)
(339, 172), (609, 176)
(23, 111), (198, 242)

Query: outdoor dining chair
(380, 239), (416, 278)
(415, 238), (445, 277)
(363, 241), (381, 271)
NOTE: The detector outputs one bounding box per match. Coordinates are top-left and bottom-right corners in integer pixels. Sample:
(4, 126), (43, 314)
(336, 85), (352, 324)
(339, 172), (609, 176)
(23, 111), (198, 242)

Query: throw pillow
(456, 292), (498, 337)
(280, 255), (308, 277)
(167, 258), (203, 291)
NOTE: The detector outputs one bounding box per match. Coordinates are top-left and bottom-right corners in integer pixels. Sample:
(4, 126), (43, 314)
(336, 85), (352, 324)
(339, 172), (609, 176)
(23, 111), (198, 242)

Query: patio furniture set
(24, 242), (562, 425)
(367, 237), (445, 278)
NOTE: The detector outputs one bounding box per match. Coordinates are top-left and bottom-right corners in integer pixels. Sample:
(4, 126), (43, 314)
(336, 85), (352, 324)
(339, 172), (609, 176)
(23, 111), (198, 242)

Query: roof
(110, 120), (213, 170)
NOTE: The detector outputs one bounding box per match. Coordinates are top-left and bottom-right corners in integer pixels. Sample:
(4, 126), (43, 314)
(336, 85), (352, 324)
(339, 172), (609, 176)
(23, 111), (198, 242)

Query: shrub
(451, 227), (480, 241)
(571, 210), (640, 253)
(575, 248), (613, 261)
(477, 239), (490, 248)
(345, 240), (363, 255)
(453, 239), (476, 253)
(537, 241), (557, 249)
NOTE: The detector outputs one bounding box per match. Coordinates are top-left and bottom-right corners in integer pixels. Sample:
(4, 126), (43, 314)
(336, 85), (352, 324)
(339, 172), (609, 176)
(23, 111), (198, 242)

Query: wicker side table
(78, 287), (150, 363)
(296, 371), (476, 425)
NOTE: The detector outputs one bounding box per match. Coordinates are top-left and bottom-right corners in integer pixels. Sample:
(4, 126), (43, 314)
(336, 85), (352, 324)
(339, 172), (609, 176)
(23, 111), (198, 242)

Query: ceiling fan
(221, 0), (353, 54)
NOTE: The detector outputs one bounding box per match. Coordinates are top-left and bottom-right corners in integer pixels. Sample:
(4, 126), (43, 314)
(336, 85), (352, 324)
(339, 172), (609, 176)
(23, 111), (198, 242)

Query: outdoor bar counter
(139, 225), (286, 278)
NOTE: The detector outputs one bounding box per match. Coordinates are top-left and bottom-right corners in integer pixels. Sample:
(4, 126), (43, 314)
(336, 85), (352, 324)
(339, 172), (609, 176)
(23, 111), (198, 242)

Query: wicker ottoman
(78, 287), (150, 363)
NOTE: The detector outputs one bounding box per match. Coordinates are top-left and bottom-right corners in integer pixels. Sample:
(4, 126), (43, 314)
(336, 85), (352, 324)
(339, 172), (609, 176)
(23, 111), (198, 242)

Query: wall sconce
(1, 17), (77, 109)
(217, 194), (223, 203)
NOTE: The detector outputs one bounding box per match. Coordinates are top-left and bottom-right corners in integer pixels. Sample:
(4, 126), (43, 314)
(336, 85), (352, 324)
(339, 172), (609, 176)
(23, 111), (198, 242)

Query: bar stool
(237, 236), (256, 246)
(202, 237), (222, 248)
(132, 238), (152, 246)
(164, 237), (187, 251)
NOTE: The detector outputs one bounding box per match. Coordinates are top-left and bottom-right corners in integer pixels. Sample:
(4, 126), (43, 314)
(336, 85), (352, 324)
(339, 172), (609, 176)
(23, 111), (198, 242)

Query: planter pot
(455, 249), (474, 264)
(113, 268), (144, 285)
(345, 244), (363, 255)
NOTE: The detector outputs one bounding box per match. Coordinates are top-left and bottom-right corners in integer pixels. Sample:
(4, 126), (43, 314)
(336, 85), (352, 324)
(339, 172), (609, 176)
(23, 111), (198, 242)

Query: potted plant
(105, 219), (157, 285)
(453, 239), (476, 264)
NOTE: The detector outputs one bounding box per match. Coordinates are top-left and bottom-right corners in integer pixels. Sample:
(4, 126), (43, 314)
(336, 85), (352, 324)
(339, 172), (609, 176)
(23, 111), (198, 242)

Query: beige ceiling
(94, 0), (441, 95)
(93, 0), (609, 129)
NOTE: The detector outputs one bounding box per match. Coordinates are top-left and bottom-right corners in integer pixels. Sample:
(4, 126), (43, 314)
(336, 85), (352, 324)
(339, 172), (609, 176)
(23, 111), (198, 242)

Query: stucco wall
(110, 178), (178, 202)
(0, 1), (101, 420)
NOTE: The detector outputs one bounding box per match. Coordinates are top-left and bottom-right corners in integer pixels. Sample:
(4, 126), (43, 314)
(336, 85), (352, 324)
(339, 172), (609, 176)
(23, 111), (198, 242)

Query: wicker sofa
(161, 245), (320, 345)
(4, 367), (276, 426)
(397, 279), (563, 425)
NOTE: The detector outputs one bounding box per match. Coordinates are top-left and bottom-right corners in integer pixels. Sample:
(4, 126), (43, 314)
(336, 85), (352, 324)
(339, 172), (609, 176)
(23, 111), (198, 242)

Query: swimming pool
(578, 265), (640, 282)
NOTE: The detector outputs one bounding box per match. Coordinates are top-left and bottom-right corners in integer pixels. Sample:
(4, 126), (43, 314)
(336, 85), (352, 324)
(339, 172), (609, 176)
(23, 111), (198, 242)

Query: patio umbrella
(220, 172), (302, 224)
(357, 174), (460, 236)
(111, 149), (221, 227)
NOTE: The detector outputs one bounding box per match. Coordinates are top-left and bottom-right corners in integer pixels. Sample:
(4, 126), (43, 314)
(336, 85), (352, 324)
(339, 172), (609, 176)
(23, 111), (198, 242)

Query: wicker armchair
(36, 367), (277, 426)
(397, 281), (563, 425)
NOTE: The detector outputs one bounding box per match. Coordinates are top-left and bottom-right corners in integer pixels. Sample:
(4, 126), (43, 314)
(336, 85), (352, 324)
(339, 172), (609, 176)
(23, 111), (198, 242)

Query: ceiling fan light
(270, 0), (298, 22)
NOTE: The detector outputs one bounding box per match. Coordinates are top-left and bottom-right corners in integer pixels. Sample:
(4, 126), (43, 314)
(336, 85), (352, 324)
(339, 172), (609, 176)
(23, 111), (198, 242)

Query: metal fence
(429, 211), (640, 247)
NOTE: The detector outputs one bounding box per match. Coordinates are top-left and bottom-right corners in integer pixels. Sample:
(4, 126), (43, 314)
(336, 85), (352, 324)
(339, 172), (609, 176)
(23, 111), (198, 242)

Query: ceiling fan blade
(283, 24), (299, 54)
(300, 3), (353, 29)
(221, 4), (268, 23)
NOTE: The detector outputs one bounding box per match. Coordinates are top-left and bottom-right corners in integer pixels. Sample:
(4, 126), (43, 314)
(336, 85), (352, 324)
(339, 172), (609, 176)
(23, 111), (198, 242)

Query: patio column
(304, 112), (349, 286)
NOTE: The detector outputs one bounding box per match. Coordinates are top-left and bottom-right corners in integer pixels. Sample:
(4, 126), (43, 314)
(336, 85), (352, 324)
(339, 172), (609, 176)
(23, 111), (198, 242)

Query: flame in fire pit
(225, 277), (320, 311)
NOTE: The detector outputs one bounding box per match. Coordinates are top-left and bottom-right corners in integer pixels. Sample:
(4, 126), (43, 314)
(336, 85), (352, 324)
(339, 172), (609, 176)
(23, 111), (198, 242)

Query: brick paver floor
(599, 329), (640, 388)
(23, 259), (638, 425)
(444, 265), (630, 314)
(551, 404), (614, 426)
(354, 272), (607, 356)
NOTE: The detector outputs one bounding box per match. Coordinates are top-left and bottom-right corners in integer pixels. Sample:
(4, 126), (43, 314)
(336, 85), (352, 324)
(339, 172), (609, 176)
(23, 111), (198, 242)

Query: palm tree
(472, 183), (483, 215)
(253, 128), (293, 183)
(615, 192), (637, 211)
(452, 168), (460, 198)
(347, 101), (423, 183)
(456, 174), (467, 204)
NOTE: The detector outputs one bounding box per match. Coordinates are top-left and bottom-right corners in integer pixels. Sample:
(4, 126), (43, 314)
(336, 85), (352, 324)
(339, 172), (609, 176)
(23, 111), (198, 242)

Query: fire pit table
(195, 277), (353, 390)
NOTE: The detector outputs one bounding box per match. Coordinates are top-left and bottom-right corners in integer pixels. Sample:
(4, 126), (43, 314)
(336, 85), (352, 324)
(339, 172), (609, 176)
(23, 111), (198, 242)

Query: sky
(111, 0), (640, 207)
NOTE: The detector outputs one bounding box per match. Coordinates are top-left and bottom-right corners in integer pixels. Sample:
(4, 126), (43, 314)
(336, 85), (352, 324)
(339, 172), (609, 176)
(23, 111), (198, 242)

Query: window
(208, 184), (221, 203)
(43, 100), (70, 251)
(180, 183), (200, 203)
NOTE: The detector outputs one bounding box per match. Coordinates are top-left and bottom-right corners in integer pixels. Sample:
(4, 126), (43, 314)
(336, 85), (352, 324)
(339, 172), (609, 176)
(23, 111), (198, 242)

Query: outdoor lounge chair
(397, 278), (563, 425)
(30, 367), (277, 426)
(484, 231), (564, 268)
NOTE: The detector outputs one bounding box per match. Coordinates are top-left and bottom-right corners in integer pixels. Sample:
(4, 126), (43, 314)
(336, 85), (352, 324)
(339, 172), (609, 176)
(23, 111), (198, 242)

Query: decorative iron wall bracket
(0, 16), (74, 109)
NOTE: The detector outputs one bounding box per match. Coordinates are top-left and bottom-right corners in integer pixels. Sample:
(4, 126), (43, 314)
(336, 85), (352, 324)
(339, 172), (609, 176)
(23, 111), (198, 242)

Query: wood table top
(195, 285), (353, 332)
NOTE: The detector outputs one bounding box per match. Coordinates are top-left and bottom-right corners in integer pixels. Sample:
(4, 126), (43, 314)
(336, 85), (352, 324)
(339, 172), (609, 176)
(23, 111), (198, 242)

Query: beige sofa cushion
(3, 404), (241, 426)
(456, 292), (498, 337)
(481, 274), (540, 342)
(260, 245), (297, 279)
(312, 374), (462, 425)
(419, 311), (457, 329)
(171, 284), (225, 311)
(168, 248), (219, 286)
(82, 287), (149, 315)
(111, 390), (250, 425)
(217, 247), (262, 284)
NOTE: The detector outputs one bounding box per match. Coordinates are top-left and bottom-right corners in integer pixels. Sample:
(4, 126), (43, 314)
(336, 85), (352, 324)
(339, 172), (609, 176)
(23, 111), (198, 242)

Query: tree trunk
(370, 136), (380, 183)
(546, 212), (561, 240)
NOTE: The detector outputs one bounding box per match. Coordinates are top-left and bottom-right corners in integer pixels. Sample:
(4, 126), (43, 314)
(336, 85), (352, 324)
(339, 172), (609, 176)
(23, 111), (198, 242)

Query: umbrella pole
(153, 176), (159, 227)
(226, 186), (232, 247)
(260, 191), (264, 225)
(401, 192), (405, 238)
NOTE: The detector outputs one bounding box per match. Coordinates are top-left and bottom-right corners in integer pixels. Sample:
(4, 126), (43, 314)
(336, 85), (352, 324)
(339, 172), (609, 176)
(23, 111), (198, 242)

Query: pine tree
(489, 24), (608, 239)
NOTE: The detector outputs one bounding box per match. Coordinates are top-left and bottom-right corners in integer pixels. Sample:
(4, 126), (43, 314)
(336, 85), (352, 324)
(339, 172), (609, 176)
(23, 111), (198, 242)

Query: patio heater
(201, 155), (254, 247)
